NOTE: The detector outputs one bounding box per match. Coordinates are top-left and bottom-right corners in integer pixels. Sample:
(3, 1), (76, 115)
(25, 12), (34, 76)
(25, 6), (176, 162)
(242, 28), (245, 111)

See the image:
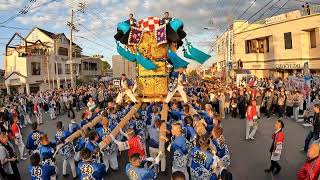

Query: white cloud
(0, 0), (22, 11)
(142, 0), (151, 10)
(198, 8), (211, 17)
(0, 0), (305, 61)
(176, 0), (196, 6)
(16, 14), (50, 25)
(100, 0), (110, 5)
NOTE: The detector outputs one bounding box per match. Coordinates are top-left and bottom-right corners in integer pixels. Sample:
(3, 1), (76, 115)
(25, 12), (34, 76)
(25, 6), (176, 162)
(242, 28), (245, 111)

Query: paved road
(18, 110), (310, 180)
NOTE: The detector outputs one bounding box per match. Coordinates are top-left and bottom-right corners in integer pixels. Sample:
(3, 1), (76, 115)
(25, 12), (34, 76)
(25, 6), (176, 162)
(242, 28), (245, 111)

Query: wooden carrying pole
(159, 103), (168, 152)
(99, 103), (141, 149)
(64, 114), (104, 143)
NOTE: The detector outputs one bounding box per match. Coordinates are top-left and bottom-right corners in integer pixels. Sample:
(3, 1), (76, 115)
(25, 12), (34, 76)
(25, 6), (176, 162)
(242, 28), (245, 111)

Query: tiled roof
(37, 28), (56, 39)
(36, 28), (80, 48)
(5, 71), (27, 80)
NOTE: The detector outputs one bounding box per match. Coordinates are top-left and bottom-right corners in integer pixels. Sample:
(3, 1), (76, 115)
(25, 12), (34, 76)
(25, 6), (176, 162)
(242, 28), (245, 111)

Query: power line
(234, 0), (279, 33)
(292, 0), (320, 5)
(234, 0), (291, 45)
(75, 35), (114, 52)
(209, 0), (259, 51)
(78, 23), (114, 49)
(73, 1), (116, 48)
(207, 0), (227, 33)
(238, 0), (282, 33)
(0, 25), (31, 30)
(82, 3), (114, 27)
(231, 0), (243, 18)
(76, 1), (114, 28)
(237, 0), (258, 19)
(1, 0), (38, 24)
(0, 0), (58, 25)
(63, 0), (115, 58)
(210, 0), (283, 51)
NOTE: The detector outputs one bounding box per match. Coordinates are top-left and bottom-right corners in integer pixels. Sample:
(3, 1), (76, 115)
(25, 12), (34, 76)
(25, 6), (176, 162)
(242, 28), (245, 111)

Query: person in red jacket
(298, 143), (320, 180)
(11, 117), (27, 160)
(245, 100), (258, 140)
(110, 128), (145, 159)
(265, 120), (285, 175)
(248, 78), (255, 87)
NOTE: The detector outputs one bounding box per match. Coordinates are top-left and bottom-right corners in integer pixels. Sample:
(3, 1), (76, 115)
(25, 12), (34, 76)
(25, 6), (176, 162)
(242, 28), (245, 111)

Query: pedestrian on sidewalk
(245, 100), (258, 140)
(265, 120), (285, 175)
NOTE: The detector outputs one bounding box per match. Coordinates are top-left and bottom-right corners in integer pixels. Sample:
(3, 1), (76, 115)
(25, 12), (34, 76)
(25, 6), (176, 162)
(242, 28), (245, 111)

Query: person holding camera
(0, 132), (21, 180)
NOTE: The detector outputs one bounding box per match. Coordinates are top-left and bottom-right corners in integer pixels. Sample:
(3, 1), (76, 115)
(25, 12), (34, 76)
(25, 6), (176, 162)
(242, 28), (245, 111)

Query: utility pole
(68, 10), (75, 87)
(46, 51), (51, 89)
(226, 28), (233, 83)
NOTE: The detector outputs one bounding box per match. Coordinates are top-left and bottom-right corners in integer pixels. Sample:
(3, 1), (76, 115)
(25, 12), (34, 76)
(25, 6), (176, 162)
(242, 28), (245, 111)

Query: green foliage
(76, 78), (83, 85)
(102, 60), (111, 71)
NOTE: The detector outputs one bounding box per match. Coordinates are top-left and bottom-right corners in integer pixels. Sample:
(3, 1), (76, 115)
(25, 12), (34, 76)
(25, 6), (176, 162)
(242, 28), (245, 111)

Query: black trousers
(269, 160), (281, 172)
(231, 108), (237, 118)
(67, 107), (75, 118)
(266, 107), (272, 118)
(304, 131), (319, 151)
(5, 162), (21, 180)
(278, 105), (285, 118)
(99, 101), (104, 109)
(238, 105), (246, 119)
(286, 106), (293, 117)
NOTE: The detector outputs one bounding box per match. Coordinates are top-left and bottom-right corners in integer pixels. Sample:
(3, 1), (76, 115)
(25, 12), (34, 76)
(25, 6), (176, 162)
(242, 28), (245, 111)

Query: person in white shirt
(87, 97), (96, 111)
(165, 68), (188, 103)
(33, 103), (43, 125)
(116, 74), (137, 104)
(49, 98), (56, 120)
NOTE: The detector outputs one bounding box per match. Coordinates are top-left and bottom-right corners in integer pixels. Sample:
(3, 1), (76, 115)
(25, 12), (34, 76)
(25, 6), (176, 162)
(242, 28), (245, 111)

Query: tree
(101, 60), (111, 76)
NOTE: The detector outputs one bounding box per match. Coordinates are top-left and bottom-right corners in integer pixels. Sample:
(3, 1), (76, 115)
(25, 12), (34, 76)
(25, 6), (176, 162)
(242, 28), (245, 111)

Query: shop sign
(275, 64), (301, 69)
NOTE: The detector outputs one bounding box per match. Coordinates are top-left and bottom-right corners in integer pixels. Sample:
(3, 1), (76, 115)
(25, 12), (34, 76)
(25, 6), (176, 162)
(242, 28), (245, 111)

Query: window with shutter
(284, 32), (292, 49)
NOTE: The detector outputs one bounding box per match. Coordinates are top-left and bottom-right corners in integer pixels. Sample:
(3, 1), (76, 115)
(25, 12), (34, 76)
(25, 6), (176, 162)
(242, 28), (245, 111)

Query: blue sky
(0, 0), (310, 69)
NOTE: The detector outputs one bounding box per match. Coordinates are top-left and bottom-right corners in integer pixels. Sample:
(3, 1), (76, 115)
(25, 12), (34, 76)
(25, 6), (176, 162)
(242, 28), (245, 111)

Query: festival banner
(288, 76), (312, 99)
(313, 75), (320, 87)
(288, 76), (306, 90)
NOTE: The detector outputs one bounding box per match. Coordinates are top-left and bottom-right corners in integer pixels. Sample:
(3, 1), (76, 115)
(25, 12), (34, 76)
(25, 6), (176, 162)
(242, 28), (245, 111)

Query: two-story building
(215, 6), (320, 79)
(80, 55), (102, 81)
(4, 27), (101, 94)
